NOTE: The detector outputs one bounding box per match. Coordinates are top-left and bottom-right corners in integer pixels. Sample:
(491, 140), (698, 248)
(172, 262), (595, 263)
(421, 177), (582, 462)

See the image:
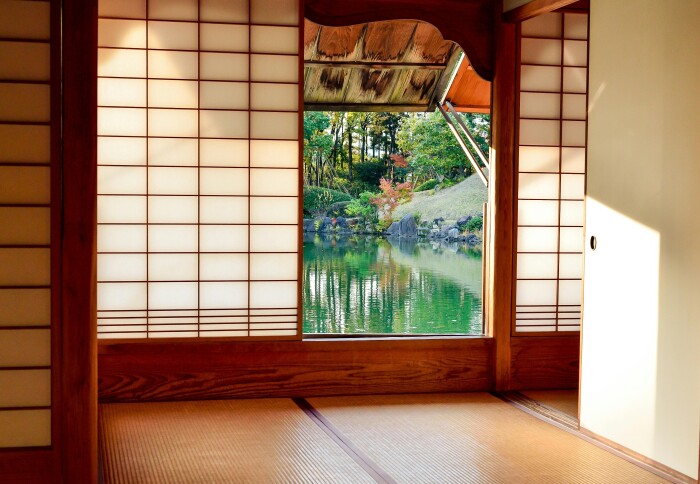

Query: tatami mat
(99, 399), (373, 484)
(521, 389), (579, 418)
(308, 393), (667, 483)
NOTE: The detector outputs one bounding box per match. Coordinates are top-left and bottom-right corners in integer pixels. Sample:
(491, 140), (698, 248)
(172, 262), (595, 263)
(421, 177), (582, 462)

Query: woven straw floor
(100, 393), (668, 483)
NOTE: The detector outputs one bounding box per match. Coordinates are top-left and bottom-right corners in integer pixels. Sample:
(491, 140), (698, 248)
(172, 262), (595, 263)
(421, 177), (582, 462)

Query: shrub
(370, 178), (413, 223)
(345, 191), (378, 221)
(354, 161), (386, 185)
(303, 187), (353, 216)
(415, 179), (438, 192)
(466, 215), (483, 233)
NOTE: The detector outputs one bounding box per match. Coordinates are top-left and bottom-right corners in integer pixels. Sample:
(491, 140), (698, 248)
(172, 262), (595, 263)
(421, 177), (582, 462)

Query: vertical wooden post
(61, 0), (98, 481)
(488, 18), (516, 391)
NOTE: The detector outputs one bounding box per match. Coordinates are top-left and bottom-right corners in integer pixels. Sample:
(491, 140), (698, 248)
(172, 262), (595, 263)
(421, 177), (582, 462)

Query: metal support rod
(437, 103), (488, 187)
(445, 100), (490, 169)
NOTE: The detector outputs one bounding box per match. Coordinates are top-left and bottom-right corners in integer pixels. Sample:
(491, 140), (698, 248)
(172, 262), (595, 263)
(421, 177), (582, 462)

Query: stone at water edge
(303, 219), (316, 232)
(447, 228), (460, 239)
(456, 215), (472, 227)
(319, 217), (333, 232)
(386, 222), (400, 236)
(335, 216), (349, 228)
(398, 214), (418, 237)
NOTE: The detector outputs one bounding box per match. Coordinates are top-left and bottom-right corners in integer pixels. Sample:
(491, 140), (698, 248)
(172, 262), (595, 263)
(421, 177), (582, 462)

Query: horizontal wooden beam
(509, 335), (580, 390)
(98, 338), (493, 401)
(305, 60), (447, 70)
(0, 449), (58, 484)
(304, 103), (431, 112)
(503, 0), (579, 23)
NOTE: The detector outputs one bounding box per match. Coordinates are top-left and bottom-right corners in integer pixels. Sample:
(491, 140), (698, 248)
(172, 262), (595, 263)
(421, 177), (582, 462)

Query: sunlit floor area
(99, 393), (666, 483)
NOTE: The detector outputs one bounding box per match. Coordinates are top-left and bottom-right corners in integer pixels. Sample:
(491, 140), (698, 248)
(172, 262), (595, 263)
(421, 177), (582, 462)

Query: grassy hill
(394, 174), (487, 224)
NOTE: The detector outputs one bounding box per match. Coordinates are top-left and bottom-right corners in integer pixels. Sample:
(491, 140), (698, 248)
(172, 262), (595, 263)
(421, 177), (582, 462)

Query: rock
(318, 217), (333, 232)
(346, 217), (360, 226)
(328, 200), (351, 216)
(335, 216), (348, 228)
(398, 214), (418, 237)
(448, 228), (460, 239)
(456, 216), (472, 227)
(386, 222), (400, 236)
(433, 217), (445, 227)
(303, 219), (316, 232)
(364, 225), (373, 234)
(418, 227), (431, 237)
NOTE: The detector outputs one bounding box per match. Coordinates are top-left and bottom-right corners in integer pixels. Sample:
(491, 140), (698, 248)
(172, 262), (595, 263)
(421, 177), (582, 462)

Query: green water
(303, 234), (483, 335)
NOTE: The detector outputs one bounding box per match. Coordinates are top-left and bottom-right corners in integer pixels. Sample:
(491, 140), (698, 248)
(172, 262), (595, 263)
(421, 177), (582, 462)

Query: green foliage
(466, 215), (483, 233)
(354, 160), (386, 185)
(303, 186), (353, 215)
(415, 179), (438, 192)
(345, 191), (378, 221)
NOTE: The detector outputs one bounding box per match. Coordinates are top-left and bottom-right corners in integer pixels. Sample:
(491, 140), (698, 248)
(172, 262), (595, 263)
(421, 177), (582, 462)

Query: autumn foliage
(371, 178), (413, 222)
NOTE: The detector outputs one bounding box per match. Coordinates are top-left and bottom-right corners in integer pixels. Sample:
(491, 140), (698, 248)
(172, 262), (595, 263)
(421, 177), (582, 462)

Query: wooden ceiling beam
(305, 60), (447, 70)
(503, 0), (580, 23)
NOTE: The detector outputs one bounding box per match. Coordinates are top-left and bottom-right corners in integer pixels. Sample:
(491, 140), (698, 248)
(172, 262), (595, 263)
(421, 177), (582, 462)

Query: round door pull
(590, 235), (597, 250)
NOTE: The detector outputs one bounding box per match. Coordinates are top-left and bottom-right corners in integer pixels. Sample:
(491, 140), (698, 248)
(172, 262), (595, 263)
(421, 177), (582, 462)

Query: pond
(303, 234), (483, 335)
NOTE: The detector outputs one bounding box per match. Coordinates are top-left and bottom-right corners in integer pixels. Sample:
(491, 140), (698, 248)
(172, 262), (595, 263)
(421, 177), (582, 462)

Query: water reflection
(303, 234), (483, 335)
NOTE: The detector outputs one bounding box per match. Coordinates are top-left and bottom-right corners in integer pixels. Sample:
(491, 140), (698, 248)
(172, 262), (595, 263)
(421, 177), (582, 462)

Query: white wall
(581, 0), (700, 479)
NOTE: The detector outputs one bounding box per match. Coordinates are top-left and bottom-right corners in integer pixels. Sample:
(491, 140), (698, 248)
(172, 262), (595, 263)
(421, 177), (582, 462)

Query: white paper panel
(517, 227), (558, 253)
(149, 196), (198, 223)
(558, 279), (582, 305)
(0, 208), (50, 245)
(98, 225), (147, 252)
(250, 253), (296, 280)
(521, 12), (561, 38)
(519, 92), (560, 119)
(201, 23), (248, 52)
(0, 41), (50, 81)
(250, 281), (296, 307)
(148, 225), (198, 252)
(98, 78), (146, 107)
(149, 282), (197, 309)
(98, 282), (147, 310)
(200, 82), (249, 110)
(562, 120), (586, 146)
(200, 110), (249, 138)
(518, 173), (559, 200)
(250, 169), (297, 196)
(562, 94), (586, 120)
(148, 50), (198, 79)
(0, 370), (51, 407)
(148, 138), (198, 166)
(99, 0), (146, 18)
(0, 167), (50, 204)
(519, 65), (561, 92)
(250, 329), (296, 336)
(199, 282), (248, 309)
(0, 1), (50, 40)
(563, 67), (587, 93)
(98, 137), (147, 165)
(517, 200), (558, 226)
(149, 109), (198, 137)
(517, 253), (557, 279)
(563, 40), (588, 66)
(99, 48), (147, 78)
(0, 289), (50, 327)
(560, 173), (585, 199)
(200, 53), (249, 81)
(250, 140), (298, 168)
(559, 253), (583, 279)
(0, 329), (50, 366)
(149, 254), (198, 281)
(98, 196), (147, 223)
(564, 13), (588, 40)
(98, 107), (147, 136)
(251, 55), (298, 82)
(0, 249), (49, 286)
(98, 19), (146, 48)
(561, 147), (586, 173)
(250, 225), (297, 252)
(250, 197), (297, 224)
(521, 38), (561, 66)
(98, 166), (146, 194)
(251, 0), (298, 25)
(199, 197), (248, 224)
(515, 280), (557, 306)
(559, 226), (584, 252)
(251, 112), (298, 139)
(148, 167), (197, 195)
(559, 200), (584, 226)
(0, 410), (51, 447)
(518, 146), (559, 173)
(0, 84), (50, 122)
(200, 0), (248, 23)
(149, 0), (197, 20)
(251, 83), (298, 111)
(0, 125), (50, 164)
(200, 168), (248, 195)
(200, 225), (248, 252)
(148, 21), (198, 50)
(251, 26), (298, 54)
(200, 139), (249, 167)
(200, 254), (248, 280)
(98, 254), (147, 281)
(519, 119), (559, 146)
(148, 80), (198, 108)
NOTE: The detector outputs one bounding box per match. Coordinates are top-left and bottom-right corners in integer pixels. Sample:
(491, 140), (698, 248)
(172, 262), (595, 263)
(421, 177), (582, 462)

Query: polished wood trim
(489, 20), (517, 391)
(98, 338), (493, 401)
(510, 336), (579, 390)
(579, 428), (698, 484)
(304, 0), (496, 80)
(503, 0), (579, 23)
(61, 0), (98, 481)
(0, 450), (58, 484)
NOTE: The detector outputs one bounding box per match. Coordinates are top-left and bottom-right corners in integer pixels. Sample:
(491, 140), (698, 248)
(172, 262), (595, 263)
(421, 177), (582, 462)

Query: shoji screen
(0, 0), (54, 447)
(514, 12), (588, 333)
(97, 0), (301, 339)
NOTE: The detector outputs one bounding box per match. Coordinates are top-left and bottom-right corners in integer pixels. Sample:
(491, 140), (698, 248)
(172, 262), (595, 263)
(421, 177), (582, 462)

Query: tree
(371, 178), (413, 223)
